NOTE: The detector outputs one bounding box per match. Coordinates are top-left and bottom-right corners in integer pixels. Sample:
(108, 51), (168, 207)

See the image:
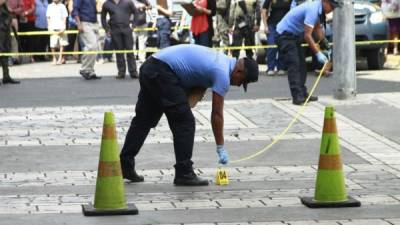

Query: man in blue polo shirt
(120, 44), (259, 186)
(276, 0), (340, 105)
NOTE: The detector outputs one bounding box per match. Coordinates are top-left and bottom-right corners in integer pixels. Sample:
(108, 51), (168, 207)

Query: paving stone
(339, 219), (391, 225)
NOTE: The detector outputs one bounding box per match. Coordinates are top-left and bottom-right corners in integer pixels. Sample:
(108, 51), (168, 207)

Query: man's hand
(264, 24), (269, 34)
(216, 145), (229, 165)
(315, 51), (328, 64)
(77, 24), (84, 33)
(252, 25), (259, 32)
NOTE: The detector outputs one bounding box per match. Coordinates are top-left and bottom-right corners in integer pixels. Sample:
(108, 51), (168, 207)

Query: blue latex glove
(216, 145), (229, 165)
(315, 51), (328, 64)
(322, 49), (332, 61)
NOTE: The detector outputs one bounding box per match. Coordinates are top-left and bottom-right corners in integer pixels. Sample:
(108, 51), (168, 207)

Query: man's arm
(23, 0), (35, 17)
(211, 91), (224, 146)
(157, 0), (173, 17)
(305, 22), (329, 63)
(254, 0), (261, 27)
(261, 0), (270, 33)
(100, 3), (109, 33)
(72, 0), (84, 32)
(314, 22), (325, 43)
(303, 23), (319, 54)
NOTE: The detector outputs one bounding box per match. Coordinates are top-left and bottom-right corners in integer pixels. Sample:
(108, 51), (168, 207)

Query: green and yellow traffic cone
(301, 106), (361, 208)
(82, 112), (138, 216)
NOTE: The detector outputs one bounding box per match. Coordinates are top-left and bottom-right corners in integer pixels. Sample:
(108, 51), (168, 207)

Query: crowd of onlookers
(2, 0), (400, 73)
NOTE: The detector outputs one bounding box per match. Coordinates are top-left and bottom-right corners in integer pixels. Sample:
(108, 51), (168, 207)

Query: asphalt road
(1, 69), (399, 108)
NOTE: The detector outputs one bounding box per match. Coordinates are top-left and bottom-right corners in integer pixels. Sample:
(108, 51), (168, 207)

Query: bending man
(120, 44), (259, 186)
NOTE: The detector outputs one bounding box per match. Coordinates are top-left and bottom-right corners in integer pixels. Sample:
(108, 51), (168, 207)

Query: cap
(327, 0), (342, 8)
(242, 57), (259, 92)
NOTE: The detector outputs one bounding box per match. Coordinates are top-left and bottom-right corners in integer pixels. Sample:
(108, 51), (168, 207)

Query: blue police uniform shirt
(153, 44), (236, 97)
(276, 0), (322, 35)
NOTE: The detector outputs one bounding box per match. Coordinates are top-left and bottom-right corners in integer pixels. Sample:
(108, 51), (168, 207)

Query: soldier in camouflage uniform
(228, 0), (261, 59)
(0, 0), (20, 84)
(213, 0), (231, 53)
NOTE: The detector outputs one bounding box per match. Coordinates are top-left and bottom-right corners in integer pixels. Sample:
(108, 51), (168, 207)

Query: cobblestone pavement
(1, 93), (400, 224)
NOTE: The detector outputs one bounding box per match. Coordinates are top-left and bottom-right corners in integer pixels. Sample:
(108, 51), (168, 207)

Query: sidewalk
(1, 92), (400, 224)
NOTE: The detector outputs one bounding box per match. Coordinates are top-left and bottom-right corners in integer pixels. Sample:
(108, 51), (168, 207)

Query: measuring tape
(230, 62), (329, 164)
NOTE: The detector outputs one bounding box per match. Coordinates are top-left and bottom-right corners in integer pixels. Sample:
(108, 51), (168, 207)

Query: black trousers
(120, 57), (195, 175)
(276, 32), (307, 99)
(34, 27), (49, 61)
(110, 26), (137, 76)
(18, 22), (35, 55)
(0, 56), (10, 80)
(231, 27), (255, 59)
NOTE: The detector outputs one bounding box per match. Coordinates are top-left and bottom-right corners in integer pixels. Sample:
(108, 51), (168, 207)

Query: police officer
(120, 44), (259, 186)
(213, 0), (231, 52)
(229, 0), (261, 59)
(276, 0), (340, 105)
(0, 0), (20, 85)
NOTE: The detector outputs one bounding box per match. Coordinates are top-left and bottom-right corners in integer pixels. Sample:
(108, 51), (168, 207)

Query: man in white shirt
(46, 0), (68, 64)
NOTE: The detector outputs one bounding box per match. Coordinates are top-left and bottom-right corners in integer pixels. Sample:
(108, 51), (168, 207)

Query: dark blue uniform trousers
(120, 57), (196, 175)
(276, 32), (308, 100)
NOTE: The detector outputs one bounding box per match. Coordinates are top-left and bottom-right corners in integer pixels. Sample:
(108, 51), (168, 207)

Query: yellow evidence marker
(215, 168), (229, 185)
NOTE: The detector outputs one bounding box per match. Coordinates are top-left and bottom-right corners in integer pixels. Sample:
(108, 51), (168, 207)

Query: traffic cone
(82, 112), (138, 216)
(301, 106), (361, 208)
(215, 168), (229, 185)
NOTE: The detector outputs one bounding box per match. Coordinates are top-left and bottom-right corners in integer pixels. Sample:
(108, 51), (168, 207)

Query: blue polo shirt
(153, 44), (236, 97)
(277, 0), (322, 35)
(72, 0), (97, 23)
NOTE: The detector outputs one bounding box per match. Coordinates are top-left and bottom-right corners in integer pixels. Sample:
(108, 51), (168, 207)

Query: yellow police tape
(2, 39), (400, 57)
(12, 26), (190, 36)
(230, 62), (329, 164)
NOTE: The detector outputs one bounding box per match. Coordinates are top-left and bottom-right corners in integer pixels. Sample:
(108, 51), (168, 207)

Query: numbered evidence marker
(215, 168), (229, 185)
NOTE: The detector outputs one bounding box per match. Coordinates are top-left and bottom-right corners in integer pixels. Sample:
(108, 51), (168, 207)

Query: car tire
(366, 48), (385, 70)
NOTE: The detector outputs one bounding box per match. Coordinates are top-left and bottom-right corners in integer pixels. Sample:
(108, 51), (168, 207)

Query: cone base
(82, 203), (139, 216)
(301, 196), (361, 208)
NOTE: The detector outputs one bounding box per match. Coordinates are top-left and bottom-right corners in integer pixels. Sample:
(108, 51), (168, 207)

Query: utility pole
(333, 0), (357, 99)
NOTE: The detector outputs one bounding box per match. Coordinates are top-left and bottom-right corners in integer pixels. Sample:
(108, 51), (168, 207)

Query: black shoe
(129, 72), (139, 79)
(89, 74), (101, 80)
(292, 98), (306, 105)
(122, 169), (144, 182)
(304, 93), (318, 102)
(174, 172), (209, 186)
(116, 74), (125, 79)
(80, 71), (91, 80)
(308, 95), (318, 102)
(3, 78), (20, 84)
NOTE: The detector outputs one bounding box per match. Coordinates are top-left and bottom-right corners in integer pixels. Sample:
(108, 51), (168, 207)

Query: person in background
(133, 0), (151, 62)
(34, 0), (48, 62)
(72, 0), (102, 80)
(19, 0), (36, 63)
(0, 0), (20, 84)
(47, 0), (69, 65)
(101, 0), (138, 79)
(213, 0), (231, 53)
(156, 0), (173, 49)
(382, 0), (400, 54)
(65, 0), (81, 63)
(229, 0), (261, 59)
(276, 0), (339, 105)
(7, 0), (23, 65)
(261, 0), (291, 76)
(190, 0), (216, 47)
